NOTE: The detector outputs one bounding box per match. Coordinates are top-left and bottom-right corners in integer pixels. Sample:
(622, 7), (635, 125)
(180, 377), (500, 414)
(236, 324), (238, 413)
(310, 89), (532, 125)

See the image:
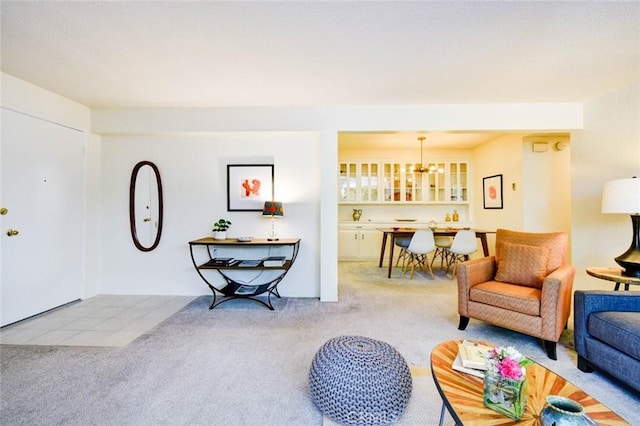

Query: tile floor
(0, 295), (196, 347)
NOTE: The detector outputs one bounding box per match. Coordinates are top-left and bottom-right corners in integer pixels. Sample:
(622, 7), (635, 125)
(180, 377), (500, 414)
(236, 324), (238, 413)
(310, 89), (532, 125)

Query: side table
(586, 267), (640, 291)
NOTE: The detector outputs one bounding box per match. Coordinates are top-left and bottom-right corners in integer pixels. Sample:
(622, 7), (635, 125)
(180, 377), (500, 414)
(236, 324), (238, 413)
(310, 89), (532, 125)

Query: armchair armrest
(456, 256), (496, 316)
(574, 291), (640, 355)
(540, 265), (576, 340)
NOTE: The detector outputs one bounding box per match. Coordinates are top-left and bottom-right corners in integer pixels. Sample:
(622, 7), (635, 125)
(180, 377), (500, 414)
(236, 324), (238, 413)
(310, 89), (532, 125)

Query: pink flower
(497, 358), (523, 381)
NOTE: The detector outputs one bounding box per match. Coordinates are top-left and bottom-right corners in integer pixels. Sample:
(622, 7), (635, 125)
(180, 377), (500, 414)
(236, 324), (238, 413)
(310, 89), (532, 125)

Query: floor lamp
(262, 201), (284, 241)
(601, 176), (640, 277)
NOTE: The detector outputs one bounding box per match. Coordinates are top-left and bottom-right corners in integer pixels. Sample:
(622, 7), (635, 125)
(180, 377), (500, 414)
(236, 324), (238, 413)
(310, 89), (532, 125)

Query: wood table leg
(387, 234), (396, 278)
(479, 234), (489, 256)
(379, 232), (389, 267)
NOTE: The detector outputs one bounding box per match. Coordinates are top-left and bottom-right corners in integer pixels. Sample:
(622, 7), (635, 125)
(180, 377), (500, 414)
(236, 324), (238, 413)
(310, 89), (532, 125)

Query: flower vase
(213, 231), (226, 240)
(483, 370), (528, 420)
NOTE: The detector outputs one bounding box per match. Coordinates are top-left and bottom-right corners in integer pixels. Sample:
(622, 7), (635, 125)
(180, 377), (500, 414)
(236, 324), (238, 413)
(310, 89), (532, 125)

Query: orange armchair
(456, 229), (575, 360)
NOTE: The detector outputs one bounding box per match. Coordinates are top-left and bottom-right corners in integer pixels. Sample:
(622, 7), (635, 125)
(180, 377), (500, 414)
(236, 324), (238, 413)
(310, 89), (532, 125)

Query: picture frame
(227, 164), (274, 211)
(483, 174), (503, 209)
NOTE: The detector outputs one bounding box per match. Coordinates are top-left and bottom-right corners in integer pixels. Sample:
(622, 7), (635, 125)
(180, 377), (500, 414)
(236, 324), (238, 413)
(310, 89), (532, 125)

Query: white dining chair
(404, 229), (436, 279)
(444, 230), (477, 279)
(394, 236), (412, 269)
(430, 236), (452, 270)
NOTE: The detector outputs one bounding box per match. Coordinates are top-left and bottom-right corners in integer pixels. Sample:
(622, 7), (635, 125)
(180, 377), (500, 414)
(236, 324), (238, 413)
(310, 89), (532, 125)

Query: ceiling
(1, 1), (638, 149)
(2, 1), (638, 109)
(339, 131), (507, 150)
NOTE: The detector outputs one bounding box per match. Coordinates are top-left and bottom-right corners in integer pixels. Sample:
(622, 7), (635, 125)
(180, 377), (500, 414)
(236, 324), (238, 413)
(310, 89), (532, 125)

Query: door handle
(143, 218), (151, 222)
(6, 229), (19, 237)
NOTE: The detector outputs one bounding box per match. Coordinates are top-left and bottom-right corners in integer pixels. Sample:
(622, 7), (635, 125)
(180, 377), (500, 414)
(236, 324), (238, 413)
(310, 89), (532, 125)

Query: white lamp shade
(601, 177), (640, 214)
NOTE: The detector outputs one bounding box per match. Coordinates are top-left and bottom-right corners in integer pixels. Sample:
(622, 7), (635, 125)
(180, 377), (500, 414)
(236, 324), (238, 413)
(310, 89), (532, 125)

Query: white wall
(571, 81), (640, 291)
(1, 73), (90, 131)
(94, 104), (583, 300)
(522, 137), (572, 235)
(471, 134), (527, 253)
(6, 73), (636, 303)
(99, 133), (321, 297)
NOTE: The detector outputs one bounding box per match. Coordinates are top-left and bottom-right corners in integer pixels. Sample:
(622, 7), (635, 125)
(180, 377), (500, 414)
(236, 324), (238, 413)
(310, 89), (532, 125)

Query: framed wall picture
(483, 174), (503, 209)
(227, 164), (274, 211)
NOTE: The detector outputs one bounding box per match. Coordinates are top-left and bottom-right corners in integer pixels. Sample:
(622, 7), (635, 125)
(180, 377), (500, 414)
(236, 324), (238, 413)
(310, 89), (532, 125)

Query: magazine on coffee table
(457, 340), (493, 370)
(452, 351), (485, 378)
(451, 340), (493, 378)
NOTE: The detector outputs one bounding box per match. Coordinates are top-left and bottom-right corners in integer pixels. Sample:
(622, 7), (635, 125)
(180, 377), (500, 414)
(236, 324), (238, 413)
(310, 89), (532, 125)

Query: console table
(188, 237), (300, 310)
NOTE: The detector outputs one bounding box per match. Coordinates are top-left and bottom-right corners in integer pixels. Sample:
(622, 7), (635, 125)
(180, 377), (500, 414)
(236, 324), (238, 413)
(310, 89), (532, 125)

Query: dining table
(378, 227), (496, 278)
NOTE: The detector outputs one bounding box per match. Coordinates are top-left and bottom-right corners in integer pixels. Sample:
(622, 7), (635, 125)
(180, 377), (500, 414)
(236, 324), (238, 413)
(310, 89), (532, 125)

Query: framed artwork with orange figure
(483, 174), (503, 209)
(227, 164), (274, 211)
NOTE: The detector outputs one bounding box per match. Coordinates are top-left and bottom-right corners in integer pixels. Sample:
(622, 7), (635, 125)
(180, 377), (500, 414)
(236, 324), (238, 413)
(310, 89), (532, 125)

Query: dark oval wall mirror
(129, 161), (163, 251)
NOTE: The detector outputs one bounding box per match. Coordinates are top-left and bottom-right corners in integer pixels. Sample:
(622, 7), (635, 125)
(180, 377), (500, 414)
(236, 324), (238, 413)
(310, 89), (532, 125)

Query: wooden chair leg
(427, 261), (434, 279)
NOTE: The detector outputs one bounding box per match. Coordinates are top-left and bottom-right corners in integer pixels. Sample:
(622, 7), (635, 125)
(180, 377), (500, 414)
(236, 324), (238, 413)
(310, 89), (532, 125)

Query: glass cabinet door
(359, 163), (379, 202)
(339, 162), (357, 202)
(405, 163), (424, 202)
(449, 162), (468, 202)
(382, 163), (397, 202)
(339, 162), (380, 203)
(426, 162), (445, 201)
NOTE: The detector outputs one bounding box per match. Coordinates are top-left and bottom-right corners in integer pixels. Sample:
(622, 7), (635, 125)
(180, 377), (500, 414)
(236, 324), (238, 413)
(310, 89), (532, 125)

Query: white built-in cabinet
(338, 224), (383, 260)
(339, 160), (469, 204)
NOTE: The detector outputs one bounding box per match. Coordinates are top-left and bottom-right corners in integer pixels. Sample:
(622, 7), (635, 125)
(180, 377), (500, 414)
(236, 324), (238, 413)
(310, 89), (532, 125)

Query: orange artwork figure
(489, 185), (497, 200)
(241, 178), (261, 198)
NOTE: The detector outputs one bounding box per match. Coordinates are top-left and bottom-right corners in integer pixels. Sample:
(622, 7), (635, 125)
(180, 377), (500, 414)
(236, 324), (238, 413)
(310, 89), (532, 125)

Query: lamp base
(267, 217), (279, 241)
(616, 255), (640, 278)
(615, 214), (640, 278)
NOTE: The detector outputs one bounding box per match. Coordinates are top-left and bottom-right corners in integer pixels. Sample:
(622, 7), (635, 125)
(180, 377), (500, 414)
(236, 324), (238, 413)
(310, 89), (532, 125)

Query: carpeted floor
(1, 261), (638, 425)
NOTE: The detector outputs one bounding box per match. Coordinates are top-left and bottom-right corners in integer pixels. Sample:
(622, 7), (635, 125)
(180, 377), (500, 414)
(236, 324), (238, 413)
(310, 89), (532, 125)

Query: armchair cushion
(495, 242), (549, 288)
(495, 229), (567, 274)
(470, 281), (541, 316)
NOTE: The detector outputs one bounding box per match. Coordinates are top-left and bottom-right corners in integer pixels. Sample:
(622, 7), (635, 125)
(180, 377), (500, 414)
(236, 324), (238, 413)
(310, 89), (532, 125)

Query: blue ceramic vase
(540, 396), (592, 426)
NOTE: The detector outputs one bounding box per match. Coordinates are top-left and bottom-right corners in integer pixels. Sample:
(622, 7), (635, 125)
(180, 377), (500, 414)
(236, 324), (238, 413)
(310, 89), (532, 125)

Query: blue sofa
(574, 290), (640, 393)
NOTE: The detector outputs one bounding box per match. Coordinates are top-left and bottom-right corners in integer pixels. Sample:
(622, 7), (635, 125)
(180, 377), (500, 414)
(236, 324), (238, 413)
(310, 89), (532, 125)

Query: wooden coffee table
(430, 340), (629, 425)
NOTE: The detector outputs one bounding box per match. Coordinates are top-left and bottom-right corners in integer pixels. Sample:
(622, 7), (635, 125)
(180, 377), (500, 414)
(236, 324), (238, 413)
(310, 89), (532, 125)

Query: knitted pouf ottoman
(308, 335), (413, 425)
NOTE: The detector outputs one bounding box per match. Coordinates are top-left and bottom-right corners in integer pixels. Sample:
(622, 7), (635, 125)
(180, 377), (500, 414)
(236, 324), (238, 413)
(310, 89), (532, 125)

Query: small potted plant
(212, 219), (232, 240)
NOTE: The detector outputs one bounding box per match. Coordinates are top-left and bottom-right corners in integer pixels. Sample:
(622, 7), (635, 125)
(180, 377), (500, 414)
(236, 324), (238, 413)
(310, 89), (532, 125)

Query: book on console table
(235, 285), (258, 295)
(206, 257), (237, 266)
(454, 340), (493, 372)
(263, 256), (286, 267)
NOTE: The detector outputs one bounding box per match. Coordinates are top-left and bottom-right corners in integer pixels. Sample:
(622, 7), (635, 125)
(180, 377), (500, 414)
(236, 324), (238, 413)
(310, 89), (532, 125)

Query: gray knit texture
(309, 335), (413, 425)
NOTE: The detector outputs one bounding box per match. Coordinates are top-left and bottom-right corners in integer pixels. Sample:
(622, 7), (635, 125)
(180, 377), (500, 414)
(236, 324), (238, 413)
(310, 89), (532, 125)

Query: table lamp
(601, 176), (640, 277)
(262, 201), (284, 241)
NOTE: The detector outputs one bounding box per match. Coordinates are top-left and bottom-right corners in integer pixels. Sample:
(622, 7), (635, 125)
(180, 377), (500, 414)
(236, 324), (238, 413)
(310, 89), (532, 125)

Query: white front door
(1, 108), (84, 326)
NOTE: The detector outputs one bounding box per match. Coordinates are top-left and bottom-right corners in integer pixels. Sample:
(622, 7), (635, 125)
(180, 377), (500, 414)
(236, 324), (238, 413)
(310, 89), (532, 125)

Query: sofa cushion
(470, 281), (541, 316)
(495, 242), (550, 288)
(588, 311), (640, 361)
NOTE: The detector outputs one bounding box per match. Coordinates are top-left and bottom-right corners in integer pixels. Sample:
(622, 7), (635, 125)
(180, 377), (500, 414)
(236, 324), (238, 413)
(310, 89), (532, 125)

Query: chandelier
(412, 136), (443, 173)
